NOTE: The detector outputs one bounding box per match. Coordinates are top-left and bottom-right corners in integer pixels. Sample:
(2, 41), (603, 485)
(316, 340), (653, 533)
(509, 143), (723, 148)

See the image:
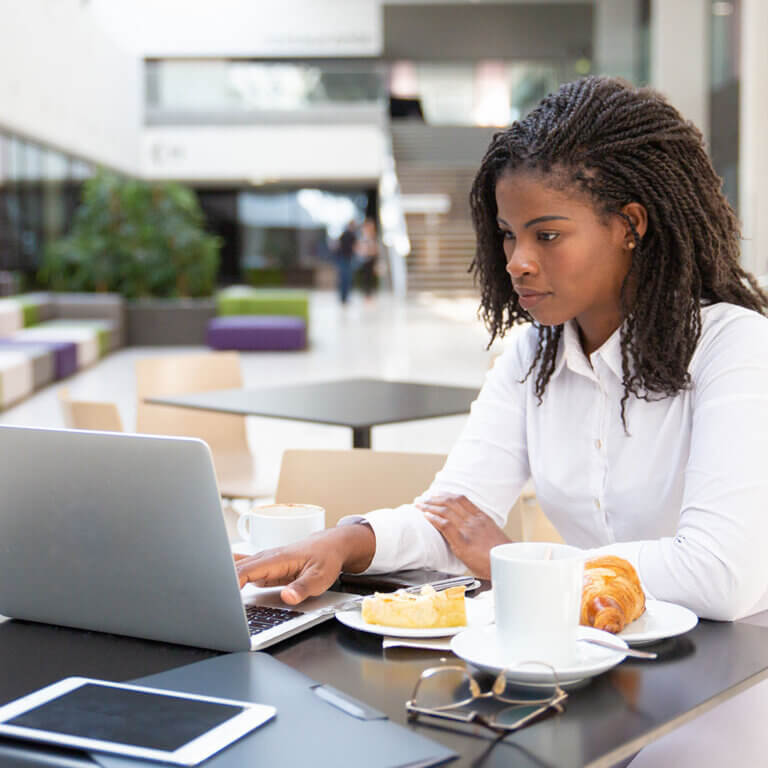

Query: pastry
(580, 555), (645, 634)
(361, 585), (467, 629)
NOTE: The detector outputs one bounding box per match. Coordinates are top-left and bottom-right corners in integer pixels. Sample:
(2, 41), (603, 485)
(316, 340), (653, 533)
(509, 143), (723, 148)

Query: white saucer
(619, 599), (698, 646)
(335, 597), (494, 638)
(450, 625), (627, 686)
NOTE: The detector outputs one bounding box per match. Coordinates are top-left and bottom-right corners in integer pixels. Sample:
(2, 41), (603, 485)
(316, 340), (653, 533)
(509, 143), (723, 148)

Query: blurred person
(336, 219), (358, 304)
(236, 77), (768, 627)
(357, 216), (380, 300)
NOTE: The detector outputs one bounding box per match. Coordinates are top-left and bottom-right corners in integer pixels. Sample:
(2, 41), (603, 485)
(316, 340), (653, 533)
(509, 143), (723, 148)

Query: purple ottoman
(0, 339), (78, 379)
(207, 315), (307, 351)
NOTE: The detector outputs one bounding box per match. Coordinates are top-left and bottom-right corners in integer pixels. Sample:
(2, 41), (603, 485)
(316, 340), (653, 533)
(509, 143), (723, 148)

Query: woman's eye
(499, 230), (515, 241)
(538, 232), (559, 242)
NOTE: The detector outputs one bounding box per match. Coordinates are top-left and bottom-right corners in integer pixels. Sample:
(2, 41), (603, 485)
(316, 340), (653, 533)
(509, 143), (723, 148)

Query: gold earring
(628, 241), (636, 249)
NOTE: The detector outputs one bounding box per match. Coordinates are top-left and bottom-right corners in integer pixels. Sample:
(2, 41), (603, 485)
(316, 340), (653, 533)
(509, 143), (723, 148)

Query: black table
(1, 612), (768, 767)
(146, 377), (479, 448)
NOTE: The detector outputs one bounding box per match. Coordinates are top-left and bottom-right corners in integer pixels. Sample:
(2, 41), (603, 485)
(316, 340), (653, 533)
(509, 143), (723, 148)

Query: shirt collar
(552, 320), (625, 383)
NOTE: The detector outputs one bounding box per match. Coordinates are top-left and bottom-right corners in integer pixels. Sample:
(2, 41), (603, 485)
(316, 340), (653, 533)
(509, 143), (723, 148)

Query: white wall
(650, 0), (709, 142)
(0, 0), (141, 173)
(142, 125), (385, 183)
(593, 0), (639, 81)
(91, 0), (381, 58)
(739, 0), (768, 278)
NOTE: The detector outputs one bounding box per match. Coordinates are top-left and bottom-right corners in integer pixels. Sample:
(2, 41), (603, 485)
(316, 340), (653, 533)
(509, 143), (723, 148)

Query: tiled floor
(0, 290), (509, 495)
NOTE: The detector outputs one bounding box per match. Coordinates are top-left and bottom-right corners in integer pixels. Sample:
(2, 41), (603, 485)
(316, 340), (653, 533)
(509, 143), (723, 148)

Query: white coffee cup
(237, 503), (325, 552)
(490, 542), (584, 667)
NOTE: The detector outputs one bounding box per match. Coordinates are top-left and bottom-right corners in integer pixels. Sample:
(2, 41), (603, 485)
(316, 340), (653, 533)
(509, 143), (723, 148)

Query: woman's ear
(621, 202), (648, 241)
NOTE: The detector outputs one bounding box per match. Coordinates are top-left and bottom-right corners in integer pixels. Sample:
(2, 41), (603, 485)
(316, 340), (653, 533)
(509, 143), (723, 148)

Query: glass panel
(22, 142), (42, 182)
(70, 159), (94, 180)
(238, 188), (368, 273)
(42, 149), (67, 247)
(7, 137), (23, 181)
(148, 59), (385, 114)
(711, 0), (740, 88)
(0, 133), (6, 184)
(389, 60), (584, 125)
(708, 0), (740, 212)
(43, 148), (70, 182)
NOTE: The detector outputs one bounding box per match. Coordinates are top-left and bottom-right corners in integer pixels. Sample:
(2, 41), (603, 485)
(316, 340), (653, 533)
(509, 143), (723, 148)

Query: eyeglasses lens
(414, 668), (476, 710)
(493, 701), (553, 729)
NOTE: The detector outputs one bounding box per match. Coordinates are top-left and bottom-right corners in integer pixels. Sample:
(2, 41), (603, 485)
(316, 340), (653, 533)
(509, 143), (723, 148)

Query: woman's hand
(418, 494), (511, 579)
(234, 524), (376, 605)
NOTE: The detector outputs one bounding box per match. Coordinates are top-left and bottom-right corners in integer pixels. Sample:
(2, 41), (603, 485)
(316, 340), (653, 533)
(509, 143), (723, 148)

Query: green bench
(216, 287), (310, 329)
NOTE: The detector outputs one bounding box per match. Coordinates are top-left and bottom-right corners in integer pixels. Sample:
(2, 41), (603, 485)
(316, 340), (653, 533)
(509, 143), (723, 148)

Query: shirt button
(594, 498), (601, 510)
(594, 439), (602, 450)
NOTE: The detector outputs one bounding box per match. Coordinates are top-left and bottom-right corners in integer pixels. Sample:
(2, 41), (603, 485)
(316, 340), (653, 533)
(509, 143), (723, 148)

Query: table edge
(585, 666), (768, 768)
(144, 396), (474, 430)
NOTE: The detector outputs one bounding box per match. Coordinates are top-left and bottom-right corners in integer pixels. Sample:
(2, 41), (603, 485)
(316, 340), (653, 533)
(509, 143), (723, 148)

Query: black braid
(469, 76), (768, 426)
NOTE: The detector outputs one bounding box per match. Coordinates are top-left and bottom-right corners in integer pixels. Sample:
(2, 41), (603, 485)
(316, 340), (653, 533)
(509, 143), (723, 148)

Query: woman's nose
(505, 248), (538, 279)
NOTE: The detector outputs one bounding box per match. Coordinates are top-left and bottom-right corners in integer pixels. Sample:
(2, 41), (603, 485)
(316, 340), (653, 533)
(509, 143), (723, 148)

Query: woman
(236, 76), (768, 622)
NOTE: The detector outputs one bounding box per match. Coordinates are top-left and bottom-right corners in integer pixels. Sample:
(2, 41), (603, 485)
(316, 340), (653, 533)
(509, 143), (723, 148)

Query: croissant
(580, 556), (645, 634)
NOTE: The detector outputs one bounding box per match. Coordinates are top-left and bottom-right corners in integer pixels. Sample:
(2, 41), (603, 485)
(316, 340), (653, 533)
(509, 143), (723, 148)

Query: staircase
(405, 213), (478, 293)
(391, 123), (496, 296)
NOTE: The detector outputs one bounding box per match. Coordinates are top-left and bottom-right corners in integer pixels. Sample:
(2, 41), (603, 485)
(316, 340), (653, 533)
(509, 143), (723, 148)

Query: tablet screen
(6, 683), (245, 752)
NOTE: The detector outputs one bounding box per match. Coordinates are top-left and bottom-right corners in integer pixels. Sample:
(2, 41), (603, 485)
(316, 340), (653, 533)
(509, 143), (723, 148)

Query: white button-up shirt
(362, 303), (768, 621)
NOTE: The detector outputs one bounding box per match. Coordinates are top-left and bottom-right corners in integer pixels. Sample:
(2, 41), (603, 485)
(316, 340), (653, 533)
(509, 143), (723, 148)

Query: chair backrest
(58, 387), (124, 432)
(275, 448), (558, 544)
(135, 352), (248, 454)
(275, 449), (448, 529)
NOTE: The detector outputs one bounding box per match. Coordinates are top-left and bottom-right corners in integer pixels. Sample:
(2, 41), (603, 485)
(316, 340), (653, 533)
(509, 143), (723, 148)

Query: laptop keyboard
(245, 605), (304, 635)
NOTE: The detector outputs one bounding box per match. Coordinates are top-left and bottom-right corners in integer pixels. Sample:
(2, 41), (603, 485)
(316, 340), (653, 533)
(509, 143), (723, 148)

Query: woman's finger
(426, 502), (474, 530)
(437, 497), (472, 520)
(283, 564), (338, 605)
(455, 496), (483, 517)
(419, 503), (462, 528)
(416, 501), (449, 515)
(423, 510), (464, 550)
(236, 550), (303, 588)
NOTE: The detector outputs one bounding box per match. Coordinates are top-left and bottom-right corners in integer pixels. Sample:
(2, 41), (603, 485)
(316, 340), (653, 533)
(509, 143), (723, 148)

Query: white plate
(619, 599), (698, 646)
(335, 596), (493, 638)
(450, 625), (627, 686)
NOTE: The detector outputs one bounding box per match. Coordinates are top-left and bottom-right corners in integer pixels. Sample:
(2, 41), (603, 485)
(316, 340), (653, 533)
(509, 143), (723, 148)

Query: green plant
(39, 171), (221, 298)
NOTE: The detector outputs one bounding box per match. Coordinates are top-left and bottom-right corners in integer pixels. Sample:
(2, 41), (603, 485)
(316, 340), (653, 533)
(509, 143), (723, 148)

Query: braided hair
(470, 76), (768, 423)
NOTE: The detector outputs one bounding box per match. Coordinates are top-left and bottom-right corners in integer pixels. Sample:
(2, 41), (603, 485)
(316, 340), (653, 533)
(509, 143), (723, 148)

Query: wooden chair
(274, 449), (448, 528)
(273, 448), (549, 543)
(58, 387), (124, 432)
(135, 352), (268, 499)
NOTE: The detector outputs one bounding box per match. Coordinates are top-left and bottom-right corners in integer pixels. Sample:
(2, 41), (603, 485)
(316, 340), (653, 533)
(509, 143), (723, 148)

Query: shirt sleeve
(584, 310), (768, 620)
(362, 331), (534, 574)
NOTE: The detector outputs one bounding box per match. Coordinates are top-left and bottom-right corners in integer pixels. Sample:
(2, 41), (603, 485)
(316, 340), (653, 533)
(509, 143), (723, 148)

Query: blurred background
(0, 0), (764, 481)
(1, 0), (763, 297)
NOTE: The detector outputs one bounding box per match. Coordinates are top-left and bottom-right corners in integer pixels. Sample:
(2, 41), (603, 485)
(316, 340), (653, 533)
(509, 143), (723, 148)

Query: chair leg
(221, 498), (244, 543)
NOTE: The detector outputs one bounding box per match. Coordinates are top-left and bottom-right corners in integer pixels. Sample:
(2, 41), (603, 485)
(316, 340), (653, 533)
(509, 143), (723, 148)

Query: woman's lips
(517, 291), (551, 310)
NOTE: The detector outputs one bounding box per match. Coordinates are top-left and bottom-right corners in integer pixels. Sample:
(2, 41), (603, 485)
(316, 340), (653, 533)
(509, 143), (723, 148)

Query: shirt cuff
(336, 515), (373, 528)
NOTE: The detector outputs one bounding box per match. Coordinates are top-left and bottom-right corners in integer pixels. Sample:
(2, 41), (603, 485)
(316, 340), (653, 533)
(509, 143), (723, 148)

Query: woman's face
(495, 171), (638, 352)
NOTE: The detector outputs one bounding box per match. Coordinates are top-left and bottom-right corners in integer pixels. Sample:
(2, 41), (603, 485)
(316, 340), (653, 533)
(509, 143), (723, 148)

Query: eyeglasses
(406, 662), (567, 735)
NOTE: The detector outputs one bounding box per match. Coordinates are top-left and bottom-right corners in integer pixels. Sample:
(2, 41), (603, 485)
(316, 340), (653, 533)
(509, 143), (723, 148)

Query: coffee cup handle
(237, 512), (252, 543)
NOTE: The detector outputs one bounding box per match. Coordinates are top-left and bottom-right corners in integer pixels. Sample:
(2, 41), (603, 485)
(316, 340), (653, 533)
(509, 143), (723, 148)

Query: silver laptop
(0, 425), (355, 652)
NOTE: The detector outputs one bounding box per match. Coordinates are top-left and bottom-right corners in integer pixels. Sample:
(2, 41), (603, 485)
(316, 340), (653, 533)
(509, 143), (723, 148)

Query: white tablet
(0, 677), (276, 766)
